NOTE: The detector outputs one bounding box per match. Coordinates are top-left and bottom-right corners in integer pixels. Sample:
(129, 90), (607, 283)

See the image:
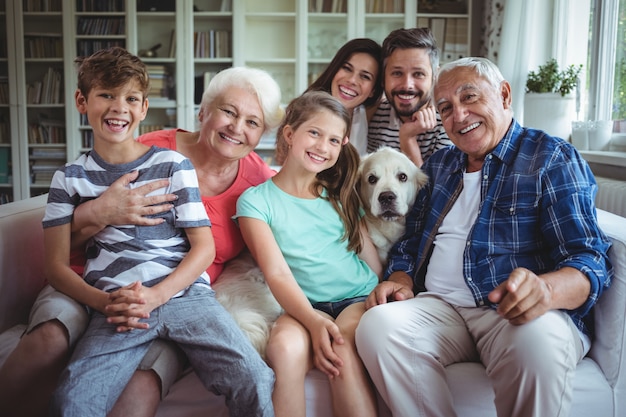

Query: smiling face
(75, 80), (148, 156)
(283, 108), (348, 174)
(198, 86), (265, 161)
(330, 52), (379, 112)
(434, 66), (513, 172)
(383, 48), (434, 121)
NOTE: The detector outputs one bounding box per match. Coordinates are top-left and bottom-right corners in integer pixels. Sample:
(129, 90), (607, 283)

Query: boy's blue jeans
(49, 285), (275, 417)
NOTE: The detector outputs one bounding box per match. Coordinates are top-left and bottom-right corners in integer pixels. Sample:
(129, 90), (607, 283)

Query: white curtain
(481, 0), (591, 123)
(494, 0), (553, 123)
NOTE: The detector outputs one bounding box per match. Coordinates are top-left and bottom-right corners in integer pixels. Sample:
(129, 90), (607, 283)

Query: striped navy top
(367, 98), (452, 158)
(43, 146), (211, 292)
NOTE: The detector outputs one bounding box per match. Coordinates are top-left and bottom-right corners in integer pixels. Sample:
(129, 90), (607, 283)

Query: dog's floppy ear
(357, 152), (371, 178)
(407, 161), (429, 190)
(414, 168), (429, 189)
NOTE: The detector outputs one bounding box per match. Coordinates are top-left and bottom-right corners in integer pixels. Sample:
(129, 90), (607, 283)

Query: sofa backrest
(0, 194), (48, 332)
(590, 209), (626, 407)
(595, 176), (626, 218)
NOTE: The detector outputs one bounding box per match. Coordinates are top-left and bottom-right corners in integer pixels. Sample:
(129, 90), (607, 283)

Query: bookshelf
(4, 0), (75, 201)
(132, 6), (180, 135)
(0, 1), (11, 203)
(3, 0), (476, 201)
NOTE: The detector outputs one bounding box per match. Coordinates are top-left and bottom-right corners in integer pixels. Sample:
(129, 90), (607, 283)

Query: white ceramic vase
(523, 92), (576, 140)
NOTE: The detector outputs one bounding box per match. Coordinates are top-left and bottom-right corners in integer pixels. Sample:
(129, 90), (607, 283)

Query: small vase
(523, 92), (576, 140)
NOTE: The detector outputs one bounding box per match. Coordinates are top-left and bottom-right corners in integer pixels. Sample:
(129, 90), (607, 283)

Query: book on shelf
(442, 18), (457, 62)
(365, 0), (403, 13)
(194, 71), (217, 104)
(440, 18), (469, 62)
(77, 17), (125, 36)
(417, 17), (429, 29)
(146, 64), (172, 99)
(82, 131), (94, 148)
(77, 40), (126, 57)
(429, 18), (447, 54)
(31, 147), (66, 159)
(215, 30), (230, 58)
(168, 29), (176, 58)
(454, 18), (469, 59)
(27, 81), (43, 105)
(194, 30), (231, 58)
(31, 171), (56, 185)
(418, 0), (467, 14)
(24, 33), (63, 59)
(23, 0), (62, 12)
(146, 64), (168, 74)
(220, 0), (232, 12)
(31, 159), (65, 171)
(0, 122), (7, 144)
(41, 67), (62, 104)
(76, 0), (125, 12)
(137, 0), (175, 11)
(30, 157), (65, 184)
(27, 67), (63, 105)
(139, 124), (165, 135)
(0, 77), (8, 104)
(0, 147), (9, 183)
(28, 119), (66, 144)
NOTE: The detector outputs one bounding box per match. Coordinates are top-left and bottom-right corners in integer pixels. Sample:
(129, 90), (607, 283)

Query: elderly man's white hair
(438, 57), (506, 91)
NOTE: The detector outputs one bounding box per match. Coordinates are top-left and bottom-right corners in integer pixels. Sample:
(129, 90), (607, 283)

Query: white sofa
(0, 179), (625, 417)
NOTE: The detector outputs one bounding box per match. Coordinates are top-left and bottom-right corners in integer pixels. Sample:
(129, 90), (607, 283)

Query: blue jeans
(312, 295), (367, 319)
(49, 285), (275, 417)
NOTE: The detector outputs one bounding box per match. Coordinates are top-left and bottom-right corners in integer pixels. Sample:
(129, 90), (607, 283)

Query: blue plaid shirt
(386, 120), (613, 336)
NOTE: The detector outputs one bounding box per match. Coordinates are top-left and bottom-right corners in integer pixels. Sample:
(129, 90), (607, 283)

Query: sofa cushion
(446, 357), (613, 417)
(0, 324), (26, 368)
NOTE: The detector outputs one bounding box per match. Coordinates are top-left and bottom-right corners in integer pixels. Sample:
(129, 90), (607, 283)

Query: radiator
(595, 176), (626, 218)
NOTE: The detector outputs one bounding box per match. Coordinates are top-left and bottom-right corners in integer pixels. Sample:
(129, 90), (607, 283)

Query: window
(588, 0), (625, 128)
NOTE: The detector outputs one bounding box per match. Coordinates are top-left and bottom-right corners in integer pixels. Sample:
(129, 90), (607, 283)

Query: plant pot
(523, 92), (576, 140)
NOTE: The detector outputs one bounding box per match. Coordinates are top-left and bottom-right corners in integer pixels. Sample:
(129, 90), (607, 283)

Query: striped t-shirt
(367, 98), (452, 159)
(43, 146), (211, 292)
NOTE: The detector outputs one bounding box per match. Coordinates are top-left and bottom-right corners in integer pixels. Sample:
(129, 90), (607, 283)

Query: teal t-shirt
(236, 179), (378, 304)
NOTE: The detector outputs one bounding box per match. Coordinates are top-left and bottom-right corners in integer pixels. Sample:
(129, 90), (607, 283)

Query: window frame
(588, 0), (620, 122)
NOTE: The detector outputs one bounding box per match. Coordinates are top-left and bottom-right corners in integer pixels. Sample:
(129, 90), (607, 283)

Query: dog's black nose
(378, 191), (396, 204)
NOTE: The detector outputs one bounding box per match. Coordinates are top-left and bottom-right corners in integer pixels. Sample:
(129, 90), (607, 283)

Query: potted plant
(524, 58), (583, 140)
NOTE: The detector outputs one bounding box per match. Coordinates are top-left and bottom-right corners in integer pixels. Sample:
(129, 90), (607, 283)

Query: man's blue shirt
(386, 119), (613, 336)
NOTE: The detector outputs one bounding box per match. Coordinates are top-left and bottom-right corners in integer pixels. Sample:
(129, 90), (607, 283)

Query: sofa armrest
(0, 195), (49, 333)
(589, 209), (626, 395)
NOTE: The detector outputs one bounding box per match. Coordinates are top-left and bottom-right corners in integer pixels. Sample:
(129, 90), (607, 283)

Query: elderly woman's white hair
(200, 67), (284, 133)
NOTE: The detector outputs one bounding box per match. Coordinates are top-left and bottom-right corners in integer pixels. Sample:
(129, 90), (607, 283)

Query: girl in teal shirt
(236, 91), (381, 417)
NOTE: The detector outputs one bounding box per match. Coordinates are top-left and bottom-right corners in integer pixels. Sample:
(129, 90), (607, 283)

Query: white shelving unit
(2, 0), (474, 201)
(0, 2), (14, 203)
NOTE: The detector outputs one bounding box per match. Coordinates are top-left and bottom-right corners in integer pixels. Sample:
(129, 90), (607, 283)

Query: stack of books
(146, 64), (172, 100)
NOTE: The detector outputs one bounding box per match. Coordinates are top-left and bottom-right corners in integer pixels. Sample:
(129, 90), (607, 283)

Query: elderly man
(356, 57), (613, 417)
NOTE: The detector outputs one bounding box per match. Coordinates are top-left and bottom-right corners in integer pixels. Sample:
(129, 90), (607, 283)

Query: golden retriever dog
(212, 251), (282, 359)
(215, 147), (427, 357)
(357, 147), (428, 265)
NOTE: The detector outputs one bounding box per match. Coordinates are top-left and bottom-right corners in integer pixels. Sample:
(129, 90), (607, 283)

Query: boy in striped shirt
(44, 47), (274, 417)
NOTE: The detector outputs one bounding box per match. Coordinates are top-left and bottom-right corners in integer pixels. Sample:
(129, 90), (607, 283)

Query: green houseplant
(524, 59), (583, 140)
(525, 58), (582, 96)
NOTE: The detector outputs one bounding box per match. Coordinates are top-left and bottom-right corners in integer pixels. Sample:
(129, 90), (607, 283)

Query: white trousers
(355, 294), (584, 417)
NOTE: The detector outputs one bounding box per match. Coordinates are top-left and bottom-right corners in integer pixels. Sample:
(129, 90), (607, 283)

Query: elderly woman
(0, 67), (283, 417)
